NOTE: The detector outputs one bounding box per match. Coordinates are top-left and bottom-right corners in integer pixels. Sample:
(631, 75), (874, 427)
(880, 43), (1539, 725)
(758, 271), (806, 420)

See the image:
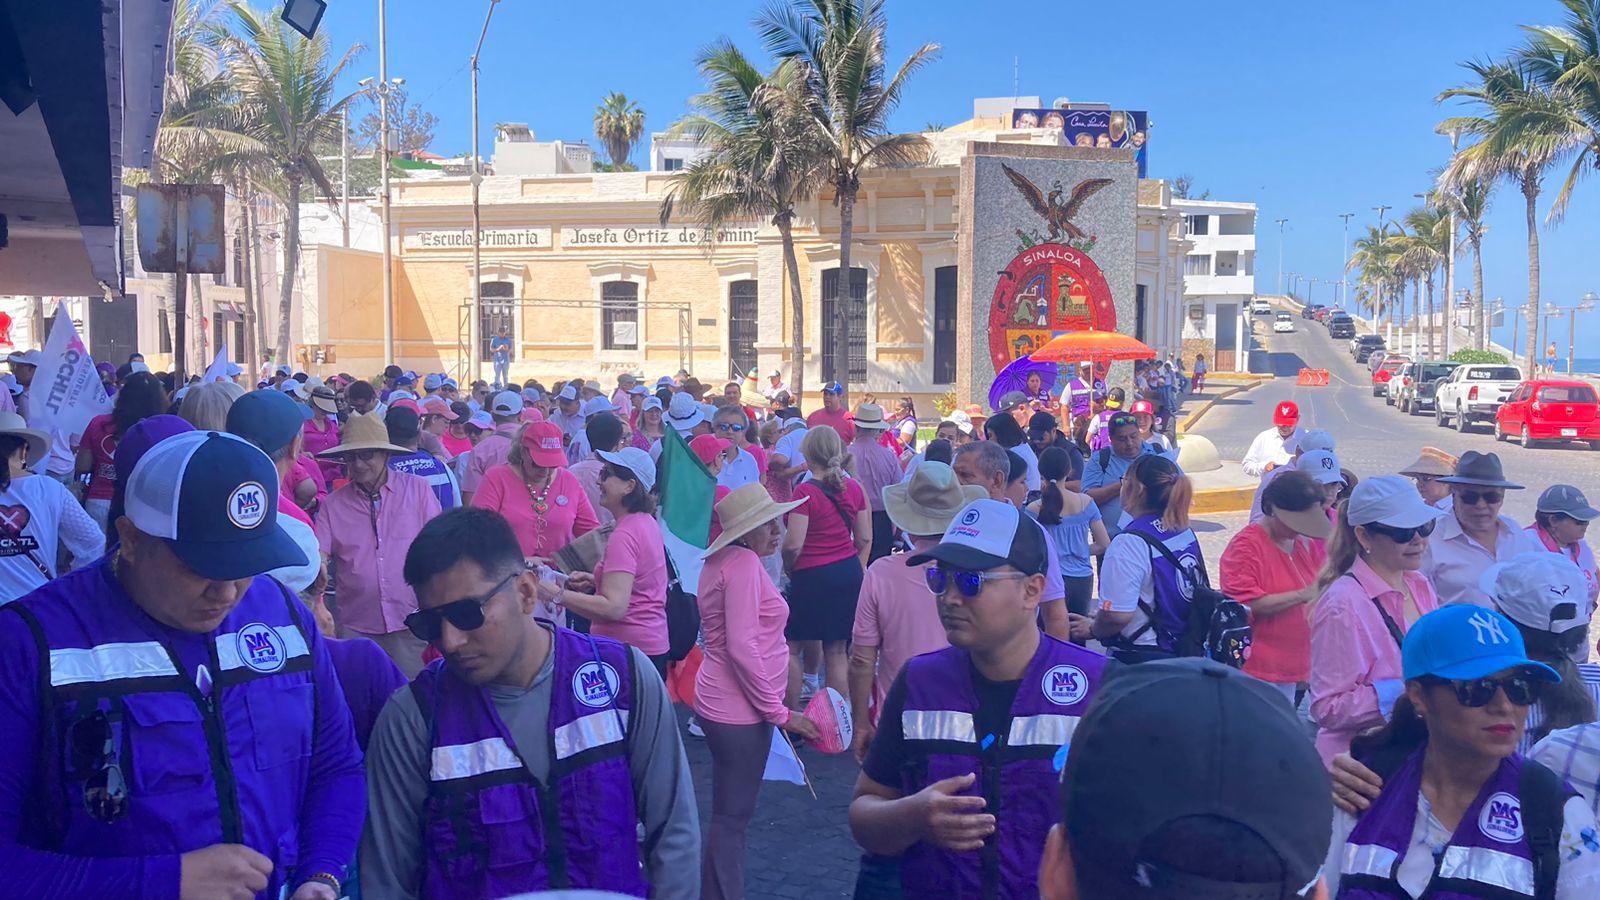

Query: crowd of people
(0, 346), (1597, 899)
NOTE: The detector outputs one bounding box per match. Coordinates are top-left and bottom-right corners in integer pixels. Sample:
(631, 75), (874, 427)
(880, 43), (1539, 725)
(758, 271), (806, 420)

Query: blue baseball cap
(226, 389), (305, 455)
(396, 370), (417, 385)
(123, 431), (306, 580)
(1401, 605), (1561, 683)
(822, 381), (845, 395)
(423, 373), (443, 391)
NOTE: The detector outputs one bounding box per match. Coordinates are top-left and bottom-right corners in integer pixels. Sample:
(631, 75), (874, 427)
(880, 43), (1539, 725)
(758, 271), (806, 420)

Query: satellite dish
(1052, 97), (1071, 109)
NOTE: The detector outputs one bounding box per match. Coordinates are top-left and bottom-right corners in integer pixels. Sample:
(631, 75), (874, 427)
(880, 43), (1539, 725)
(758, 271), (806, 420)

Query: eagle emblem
(1001, 163), (1112, 242)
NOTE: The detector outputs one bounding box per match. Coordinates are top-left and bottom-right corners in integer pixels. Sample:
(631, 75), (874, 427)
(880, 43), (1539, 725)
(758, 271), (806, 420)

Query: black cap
(1028, 411), (1057, 434)
(906, 498), (1048, 575)
(1062, 659), (1330, 898)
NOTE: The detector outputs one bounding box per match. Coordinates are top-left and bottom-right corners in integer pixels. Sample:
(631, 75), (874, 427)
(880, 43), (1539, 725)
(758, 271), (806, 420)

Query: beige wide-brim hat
(316, 412), (408, 457)
(309, 387), (339, 413)
(1398, 446), (1458, 479)
(1271, 504), (1335, 541)
(702, 483), (807, 557)
(0, 412), (50, 467)
(853, 402), (891, 430)
(884, 461), (987, 536)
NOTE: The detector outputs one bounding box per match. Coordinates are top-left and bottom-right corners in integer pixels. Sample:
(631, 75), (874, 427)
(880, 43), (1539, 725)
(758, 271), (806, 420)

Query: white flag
(29, 303), (111, 449)
(762, 725), (808, 786)
(202, 343), (232, 383)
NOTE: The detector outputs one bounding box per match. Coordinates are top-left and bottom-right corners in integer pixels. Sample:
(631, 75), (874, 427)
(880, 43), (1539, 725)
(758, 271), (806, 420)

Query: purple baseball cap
(115, 415), (197, 485)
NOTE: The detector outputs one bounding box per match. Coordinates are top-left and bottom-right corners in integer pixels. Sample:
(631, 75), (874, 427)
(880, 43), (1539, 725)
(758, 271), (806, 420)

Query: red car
(1370, 356), (1409, 396)
(1313, 306), (1337, 323)
(1495, 380), (1600, 448)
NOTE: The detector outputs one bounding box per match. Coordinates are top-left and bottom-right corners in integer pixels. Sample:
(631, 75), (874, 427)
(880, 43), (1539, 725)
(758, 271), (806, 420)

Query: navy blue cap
(226, 389), (305, 455)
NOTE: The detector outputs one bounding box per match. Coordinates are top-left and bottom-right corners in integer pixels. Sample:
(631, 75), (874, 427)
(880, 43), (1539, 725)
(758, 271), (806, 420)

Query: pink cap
(520, 421), (567, 467)
(390, 398), (422, 416)
(688, 434), (731, 467)
(519, 407), (545, 424)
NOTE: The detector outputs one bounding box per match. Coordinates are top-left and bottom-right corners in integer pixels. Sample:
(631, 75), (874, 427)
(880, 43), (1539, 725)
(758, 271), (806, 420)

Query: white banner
(203, 344), (232, 383)
(30, 303), (111, 448)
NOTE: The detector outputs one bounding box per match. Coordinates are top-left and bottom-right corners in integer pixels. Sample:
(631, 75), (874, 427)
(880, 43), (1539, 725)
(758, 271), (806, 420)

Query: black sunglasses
(404, 571), (520, 642)
(1420, 672), (1543, 708)
(1363, 520), (1437, 544)
(69, 710), (127, 823)
(925, 565), (1027, 598)
(1457, 489), (1505, 506)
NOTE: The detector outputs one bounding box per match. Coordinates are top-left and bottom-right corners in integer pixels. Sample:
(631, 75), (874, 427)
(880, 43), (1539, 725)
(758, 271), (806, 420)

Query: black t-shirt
(862, 661), (1022, 788)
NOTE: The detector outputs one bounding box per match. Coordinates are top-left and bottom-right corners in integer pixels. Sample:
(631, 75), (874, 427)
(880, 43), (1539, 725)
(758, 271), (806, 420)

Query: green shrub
(1448, 349), (1508, 364)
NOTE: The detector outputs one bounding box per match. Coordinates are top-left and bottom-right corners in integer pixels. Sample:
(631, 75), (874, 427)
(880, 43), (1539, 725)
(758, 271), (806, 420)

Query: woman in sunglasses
(1310, 476), (1446, 765)
(1322, 605), (1600, 898)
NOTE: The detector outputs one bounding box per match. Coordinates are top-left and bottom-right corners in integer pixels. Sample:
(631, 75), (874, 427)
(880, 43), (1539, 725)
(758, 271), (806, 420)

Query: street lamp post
(1443, 131), (1460, 361)
(1276, 218), (1287, 296)
(1569, 292), (1598, 375)
(362, 66), (403, 369)
(1339, 212), (1353, 307)
(1373, 205), (1391, 342)
(469, 0), (501, 385)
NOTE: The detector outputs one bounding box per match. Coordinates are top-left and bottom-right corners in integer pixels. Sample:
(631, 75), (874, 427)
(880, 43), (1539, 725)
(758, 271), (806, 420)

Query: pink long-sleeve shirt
(315, 470), (442, 636)
(694, 544), (792, 727)
(1309, 555), (1439, 764)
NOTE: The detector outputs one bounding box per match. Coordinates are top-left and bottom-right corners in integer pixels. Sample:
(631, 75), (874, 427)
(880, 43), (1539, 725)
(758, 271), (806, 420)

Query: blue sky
(313, 0), (1600, 356)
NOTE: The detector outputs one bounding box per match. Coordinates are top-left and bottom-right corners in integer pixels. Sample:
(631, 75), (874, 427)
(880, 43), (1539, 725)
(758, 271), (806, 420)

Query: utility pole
(1275, 218), (1287, 296)
(470, 0), (501, 385)
(340, 108), (350, 249)
(1373, 205), (1391, 341)
(1442, 131), (1459, 361)
(1570, 293), (1597, 375)
(1338, 213), (1353, 307)
(377, 0), (395, 367)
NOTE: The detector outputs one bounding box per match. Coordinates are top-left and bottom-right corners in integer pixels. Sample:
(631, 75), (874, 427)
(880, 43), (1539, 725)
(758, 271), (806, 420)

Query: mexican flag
(657, 426), (717, 594)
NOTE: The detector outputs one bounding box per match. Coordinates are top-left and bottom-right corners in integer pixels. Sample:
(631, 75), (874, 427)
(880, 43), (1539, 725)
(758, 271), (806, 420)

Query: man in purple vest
(849, 497), (1111, 897)
(360, 507), (699, 899)
(0, 430), (365, 900)
(1040, 657), (1332, 898)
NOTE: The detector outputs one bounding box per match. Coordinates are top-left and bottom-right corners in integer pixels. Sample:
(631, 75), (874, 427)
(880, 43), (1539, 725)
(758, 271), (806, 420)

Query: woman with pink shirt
(557, 447), (671, 674)
(471, 421), (599, 559)
(303, 386), (342, 487)
(694, 483), (820, 900)
(1309, 475), (1447, 764)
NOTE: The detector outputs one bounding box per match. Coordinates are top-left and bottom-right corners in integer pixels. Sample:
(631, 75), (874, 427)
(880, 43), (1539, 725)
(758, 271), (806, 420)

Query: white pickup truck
(1433, 364), (1525, 433)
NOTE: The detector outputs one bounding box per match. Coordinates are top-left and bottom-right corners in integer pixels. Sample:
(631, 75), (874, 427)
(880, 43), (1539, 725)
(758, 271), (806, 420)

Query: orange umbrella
(1031, 329), (1157, 364)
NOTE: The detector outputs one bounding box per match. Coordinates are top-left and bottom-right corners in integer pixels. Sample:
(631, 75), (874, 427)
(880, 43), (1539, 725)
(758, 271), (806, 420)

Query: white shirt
(899, 452), (925, 484)
(1098, 529), (1199, 647)
(267, 511), (320, 594)
(762, 380), (789, 400)
(1325, 794), (1600, 898)
(1010, 442), (1042, 491)
(1249, 459), (1295, 523)
(1241, 426), (1304, 477)
(1421, 511), (1542, 606)
(716, 448), (761, 490)
(548, 409), (586, 441)
(0, 475), (102, 604)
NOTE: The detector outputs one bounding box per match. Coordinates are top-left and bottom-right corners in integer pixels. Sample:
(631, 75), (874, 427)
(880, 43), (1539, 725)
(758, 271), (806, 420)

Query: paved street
(1192, 311), (1600, 524)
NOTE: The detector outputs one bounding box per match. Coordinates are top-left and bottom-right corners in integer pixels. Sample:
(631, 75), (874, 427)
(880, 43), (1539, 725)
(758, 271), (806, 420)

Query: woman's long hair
(1123, 454), (1192, 531)
(1518, 625), (1597, 743)
(1037, 446), (1072, 525)
(1316, 502), (1361, 594)
(112, 372), (169, 438)
(0, 434), (26, 493)
(800, 425), (853, 493)
(1349, 693), (1429, 762)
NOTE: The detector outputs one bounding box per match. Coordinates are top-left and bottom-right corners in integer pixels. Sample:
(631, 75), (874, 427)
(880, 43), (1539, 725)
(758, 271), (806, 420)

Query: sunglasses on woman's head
(404, 571), (519, 642)
(925, 565), (1027, 598)
(1363, 520), (1437, 544)
(1419, 672), (1543, 708)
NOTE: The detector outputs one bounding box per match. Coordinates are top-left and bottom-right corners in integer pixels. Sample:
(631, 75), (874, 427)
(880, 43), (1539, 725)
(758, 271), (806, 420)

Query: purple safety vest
(415, 626), (648, 899)
(1122, 514), (1203, 652)
(1088, 410), (1116, 451)
(7, 558), (320, 899)
(1338, 749), (1542, 898)
(1065, 379), (1092, 418)
(898, 635), (1109, 898)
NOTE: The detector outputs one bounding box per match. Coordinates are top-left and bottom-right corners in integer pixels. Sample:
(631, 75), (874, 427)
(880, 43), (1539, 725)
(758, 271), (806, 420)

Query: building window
(602, 281), (640, 351)
(662, 157), (684, 172)
(1184, 254), (1213, 276)
(933, 265), (958, 385)
(158, 306), (173, 353)
(479, 282), (516, 361)
(728, 280), (759, 379)
(1135, 285), (1148, 343)
(821, 266), (867, 385)
(232, 234), (245, 286)
(1185, 215), (1210, 236)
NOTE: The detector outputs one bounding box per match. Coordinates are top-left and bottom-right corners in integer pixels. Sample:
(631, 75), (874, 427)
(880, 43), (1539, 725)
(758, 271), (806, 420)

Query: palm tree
(1520, 0), (1600, 221)
(1440, 60), (1585, 375)
(1348, 222), (1403, 335)
(661, 42), (826, 399)
(1436, 175), (1493, 349)
(594, 92), (646, 171)
(224, 2), (362, 365)
(1402, 205), (1448, 358)
(757, 0), (939, 390)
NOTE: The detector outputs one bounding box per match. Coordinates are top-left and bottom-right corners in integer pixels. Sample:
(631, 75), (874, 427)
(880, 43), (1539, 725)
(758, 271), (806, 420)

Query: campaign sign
(802, 687), (854, 754)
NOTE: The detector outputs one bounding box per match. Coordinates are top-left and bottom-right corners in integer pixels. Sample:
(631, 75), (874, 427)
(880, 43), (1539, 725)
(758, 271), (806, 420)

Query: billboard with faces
(1011, 108), (1149, 177)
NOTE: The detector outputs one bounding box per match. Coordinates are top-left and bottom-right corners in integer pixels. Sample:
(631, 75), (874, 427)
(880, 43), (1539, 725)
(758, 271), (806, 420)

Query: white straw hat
(703, 483), (807, 557)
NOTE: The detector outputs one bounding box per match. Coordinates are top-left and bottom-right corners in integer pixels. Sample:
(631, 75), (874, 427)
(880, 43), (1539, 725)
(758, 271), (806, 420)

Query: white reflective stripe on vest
(1006, 714), (1079, 747)
(902, 709), (977, 744)
(214, 624), (310, 672)
(1341, 842), (1400, 879)
(553, 710), (630, 761)
(50, 642), (179, 687)
(431, 737), (524, 782)
(1437, 844), (1536, 894)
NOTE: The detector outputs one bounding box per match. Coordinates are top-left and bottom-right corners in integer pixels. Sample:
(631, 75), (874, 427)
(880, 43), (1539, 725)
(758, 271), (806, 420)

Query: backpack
(1126, 530), (1252, 668)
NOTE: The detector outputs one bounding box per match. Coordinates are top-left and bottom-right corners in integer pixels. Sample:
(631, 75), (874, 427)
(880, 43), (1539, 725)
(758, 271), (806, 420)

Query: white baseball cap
(641, 396), (663, 413)
(1482, 551), (1591, 636)
(6, 349), (41, 367)
(596, 447), (657, 491)
(1346, 475), (1450, 529)
(1296, 450), (1345, 485)
(556, 385), (579, 402)
(583, 396), (617, 416)
(941, 410), (975, 436)
(1296, 429), (1336, 454)
(906, 498), (1048, 575)
(468, 411), (494, 429)
(489, 390), (522, 416)
(666, 392), (706, 434)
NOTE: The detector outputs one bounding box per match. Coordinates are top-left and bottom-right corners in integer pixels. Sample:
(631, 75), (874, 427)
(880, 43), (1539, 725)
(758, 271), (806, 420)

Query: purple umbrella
(987, 355), (1057, 411)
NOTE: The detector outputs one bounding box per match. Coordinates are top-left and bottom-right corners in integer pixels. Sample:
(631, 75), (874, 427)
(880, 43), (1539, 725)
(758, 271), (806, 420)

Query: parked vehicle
(1370, 355), (1409, 396)
(1313, 307), (1335, 323)
(1494, 380), (1600, 449)
(1434, 363), (1525, 433)
(1327, 313), (1355, 339)
(1302, 303), (1325, 319)
(1368, 349), (1397, 375)
(1393, 361), (1461, 414)
(1273, 312), (1295, 333)
(1252, 299), (1273, 315)
(1352, 335), (1386, 363)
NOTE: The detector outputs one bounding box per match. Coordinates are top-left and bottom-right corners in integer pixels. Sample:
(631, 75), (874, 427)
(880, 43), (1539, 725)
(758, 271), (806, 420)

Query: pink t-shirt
(1219, 522), (1327, 685)
(694, 544), (791, 726)
(471, 465), (598, 559)
(790, 478), (865, 571)
(591, 511), (669, 656)
(851, 541), (950, 724)
(302, 414), (341, 488)
(441, 430), (474, 460)
(806, 406), (855, 443)
(79, 414), (118, 501)
(288, 454), (328, 508)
